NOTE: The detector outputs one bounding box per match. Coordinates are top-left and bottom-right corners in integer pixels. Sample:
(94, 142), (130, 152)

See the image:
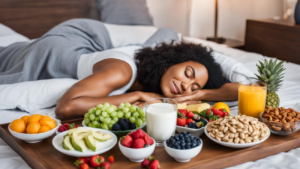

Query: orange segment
(26, 123), (41, 134)
(40, 115), (51, 121)
(10, 119), (26, 133)
(38, 125), (51, 133)
(21, 116), (29, 125)
(27, 114), (42, 124)
(39, 119), (56, 129)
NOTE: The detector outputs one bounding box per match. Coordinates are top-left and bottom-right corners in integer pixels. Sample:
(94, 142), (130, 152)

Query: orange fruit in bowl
(39, 119), (56, 129)
(20, 116), (29, 125)
(26, 123), (41, 134)
(10, 119), (26, 133)
(38, 125), (51, 133)
(212, 102), (230, 114)
(27, 114), (42, 124)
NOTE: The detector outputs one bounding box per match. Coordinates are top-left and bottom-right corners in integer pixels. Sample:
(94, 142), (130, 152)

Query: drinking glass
(238, 78), (267, 119)
(145, 98), (177, 147)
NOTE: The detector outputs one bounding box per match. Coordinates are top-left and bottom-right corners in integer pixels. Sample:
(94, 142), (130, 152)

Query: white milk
(146, 103), (177, 142)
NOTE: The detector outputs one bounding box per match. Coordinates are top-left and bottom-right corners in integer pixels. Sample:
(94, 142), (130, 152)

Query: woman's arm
(174, 83), (238, 103)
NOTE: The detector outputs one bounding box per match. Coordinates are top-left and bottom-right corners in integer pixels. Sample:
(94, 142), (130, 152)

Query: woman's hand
(173, 90), (205, 103)
(138, 92), (164, 102)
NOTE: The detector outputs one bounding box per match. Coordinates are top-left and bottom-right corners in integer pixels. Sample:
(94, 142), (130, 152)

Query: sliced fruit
(93, 131), (111, 142)
(71, 129), (92, 152)
(212, 102), (230, 114)
(186, 103), (210, 113)
(84, 134), (97, 151)
(177, 103), (187, 109)
(63, 135), (74, 150)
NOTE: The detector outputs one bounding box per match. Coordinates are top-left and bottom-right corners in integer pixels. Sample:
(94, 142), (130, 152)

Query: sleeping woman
(0, 19), (253, 120)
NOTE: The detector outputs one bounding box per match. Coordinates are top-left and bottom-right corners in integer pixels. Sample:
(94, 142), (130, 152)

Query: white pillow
(0, 79), (78, 112)
(0, 23), (30, 47)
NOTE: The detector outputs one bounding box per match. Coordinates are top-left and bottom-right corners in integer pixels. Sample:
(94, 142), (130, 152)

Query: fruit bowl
(118, 138), (156, 162)
(176, 119), (208, 137)
(82, 120), (146, 138)
(8, 119), (60, 143)
(164, 139), (203, 162)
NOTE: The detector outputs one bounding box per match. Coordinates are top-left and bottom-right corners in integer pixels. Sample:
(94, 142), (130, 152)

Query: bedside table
(244, 19), (300, 65)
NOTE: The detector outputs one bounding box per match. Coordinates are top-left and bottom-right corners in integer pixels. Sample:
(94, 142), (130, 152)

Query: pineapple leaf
(263, 68), (272, 77)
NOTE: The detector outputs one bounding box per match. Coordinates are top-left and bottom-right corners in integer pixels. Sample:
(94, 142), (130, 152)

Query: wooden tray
(1, 118), (300, 169)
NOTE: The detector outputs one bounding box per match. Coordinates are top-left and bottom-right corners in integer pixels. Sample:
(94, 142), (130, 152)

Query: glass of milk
(145, 98), (177, 147)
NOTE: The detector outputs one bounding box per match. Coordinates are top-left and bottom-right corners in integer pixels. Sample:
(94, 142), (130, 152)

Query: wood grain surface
(244, 19), (300, 65)
(0, 0), (98, 39)
(1, 119), (300, 169)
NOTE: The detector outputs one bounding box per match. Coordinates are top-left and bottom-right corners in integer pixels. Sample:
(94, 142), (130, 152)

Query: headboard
(0, 0), (99, 39)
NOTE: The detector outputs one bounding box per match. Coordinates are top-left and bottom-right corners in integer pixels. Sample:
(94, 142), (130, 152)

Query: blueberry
(176, 141), (181, 146)
(182, 147), (186, 150)
(186, 139), (191, 143)
(181, 131), (187, 135)
(185, 145), (191, 149)
(166, 139), (170, 144)
(186, 142), (191, 146)
(192, 140), (197, 144)
(192, 142), (197, 148)
(181, 142), (186, 147)
(112, 123), (121, 131)
(187, 132), (191, 136)
(179, 135), (184, 140)
(188, 122), (194, 128)
(175, 145), (181, 149)
(196, 142), (200, 146)
(144, 144), (150, 148)
(174, 135), (180, 141)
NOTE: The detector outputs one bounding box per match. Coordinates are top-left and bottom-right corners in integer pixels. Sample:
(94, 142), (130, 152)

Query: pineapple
(255, 59), (285, 108)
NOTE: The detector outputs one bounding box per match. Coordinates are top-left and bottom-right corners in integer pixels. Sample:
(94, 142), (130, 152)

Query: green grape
(95, 110), (101, 115)
(101, 123), (109, 130)
(84, 118), (90, 125)
(113, 117), (118, 123)
(88, 108), (94, 114)
(102, 111), (108, 117)
(129, 117), (136, 123)
(84, 113), (90, 118)
(138, 108), (144, 114)
(124, 102), (131, 108)
(88, 123), (93, 127)
(119, 103), (125, 109)
(136, 118), (143, 127)
(92, 121), (99, 125)
(103, 102), (110, 107)
(104, 117), (111, 124)
(125, 112), (131, 119)
(139, 110), (145, 118)
(108, 124), (113, 130)
(96, 104), (103, 109)
(105, 106), (114, 114)
(100, 106), (106, 112)
(99, 116), (105, 122)
(110, 111), (117, 117)
(133, 112), (139, 118)
(112, 105), (118, 111)
(110, 120), (116, 125)
(96, 123), (101, 128)
(122, 107), (129, 113)
(129, 105), (137, 112)
(141, 117), (146, 122)
(94, 116), (99, 122)
(89, 114), (96, 121)
(117, 111), (124, 118)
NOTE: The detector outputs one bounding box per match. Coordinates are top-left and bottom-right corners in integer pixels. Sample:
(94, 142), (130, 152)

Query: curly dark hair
(135, 41), (226, 94)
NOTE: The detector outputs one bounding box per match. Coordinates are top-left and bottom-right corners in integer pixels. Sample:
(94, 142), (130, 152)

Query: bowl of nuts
(204, 115), (270, 148)
(260, 106), (300, 135)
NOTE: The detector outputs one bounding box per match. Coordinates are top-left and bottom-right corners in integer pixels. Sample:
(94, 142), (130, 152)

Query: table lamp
(206, 0), (225, 43)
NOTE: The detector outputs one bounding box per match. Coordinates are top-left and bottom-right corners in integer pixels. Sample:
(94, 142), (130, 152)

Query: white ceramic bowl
(8, 118), (60, 143)
(52, 127), (117, 157)
(164, 139), (203, 162)
(176, 126), (205, 137)
(118, 138), (156, 162)
(204, 125), (270, 148)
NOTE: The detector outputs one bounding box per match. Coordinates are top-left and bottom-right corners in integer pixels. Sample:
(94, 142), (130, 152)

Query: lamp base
(206, 37), (226, 43)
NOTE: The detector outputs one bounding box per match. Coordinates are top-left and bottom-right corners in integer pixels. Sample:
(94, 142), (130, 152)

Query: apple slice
(84, 134), (97, 151)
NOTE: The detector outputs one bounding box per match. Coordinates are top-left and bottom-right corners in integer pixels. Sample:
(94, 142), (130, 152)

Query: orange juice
(238, 82), (266, 118)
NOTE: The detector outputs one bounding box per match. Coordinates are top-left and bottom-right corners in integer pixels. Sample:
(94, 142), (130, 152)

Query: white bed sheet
(0, 37), (300, 169)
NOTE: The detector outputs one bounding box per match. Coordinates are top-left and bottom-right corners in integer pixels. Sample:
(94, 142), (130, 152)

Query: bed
(1, 0), (300, 169)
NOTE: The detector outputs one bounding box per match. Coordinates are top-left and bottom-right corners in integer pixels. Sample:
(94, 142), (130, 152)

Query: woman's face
(160, 61), (209, 98)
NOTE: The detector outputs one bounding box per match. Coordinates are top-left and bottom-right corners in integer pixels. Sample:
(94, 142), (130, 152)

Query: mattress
(0, 37), (300, 169)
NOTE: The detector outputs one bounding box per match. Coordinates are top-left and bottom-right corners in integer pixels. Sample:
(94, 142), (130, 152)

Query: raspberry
(58, 125), (67, 132)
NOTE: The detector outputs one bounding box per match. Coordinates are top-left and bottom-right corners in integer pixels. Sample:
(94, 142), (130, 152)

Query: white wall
(147, 0), (284, 42)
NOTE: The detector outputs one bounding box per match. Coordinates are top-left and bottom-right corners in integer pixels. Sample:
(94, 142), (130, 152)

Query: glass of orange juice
(238, 78), (267, 118)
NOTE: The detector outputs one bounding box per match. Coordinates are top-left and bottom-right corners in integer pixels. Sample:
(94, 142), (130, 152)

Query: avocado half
(71, 129), (92, 152)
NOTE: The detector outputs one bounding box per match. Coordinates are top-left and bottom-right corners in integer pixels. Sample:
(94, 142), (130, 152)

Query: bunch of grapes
(84, 102), (145, 130)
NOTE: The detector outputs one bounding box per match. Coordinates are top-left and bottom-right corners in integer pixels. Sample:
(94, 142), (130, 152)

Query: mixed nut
(206, 115), (269, 144)
(262, 106), (300, 132)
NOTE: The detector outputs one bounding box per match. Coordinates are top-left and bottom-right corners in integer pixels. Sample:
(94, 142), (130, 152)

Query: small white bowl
(118, 138), (156, 162)
(204, 125), (270, 148)
(176, 126), (205, 137)
(8, 119), (60, 143)
(164, 139), (203, 162)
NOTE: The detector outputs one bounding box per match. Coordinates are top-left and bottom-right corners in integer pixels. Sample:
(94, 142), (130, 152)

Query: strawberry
(144, 134), (154, 145)
(177, 118), (186, 126)
(212, 109), (224, 117)
(136, 129), (146, 138)
(141, 159), (150, 168)
(100, 162), (110, 169)
(129, 131), (140, 140)
(90, 155), (104, 167)
(186, 119), (194, 125)
(187, 111), (194, 119)
(206, 109), (213, 116)
(121, 135), (133, 147)
(224, 112), (229, 116)
(80, 163), (89, 169)
(178, 109), (188, 117)
(132, 138), (145, 148)
(74, 157), (89, 167)
(149, 159), (160, 169)
(108, 156), (114, 163)
(209, 119), (214, 122)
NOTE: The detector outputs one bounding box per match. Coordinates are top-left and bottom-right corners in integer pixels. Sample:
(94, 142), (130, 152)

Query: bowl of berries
(56, 123), (79, 135)
(164, 132), (202, 162)
(118, 129), (155, 162)
(176, 109), (208, 137)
